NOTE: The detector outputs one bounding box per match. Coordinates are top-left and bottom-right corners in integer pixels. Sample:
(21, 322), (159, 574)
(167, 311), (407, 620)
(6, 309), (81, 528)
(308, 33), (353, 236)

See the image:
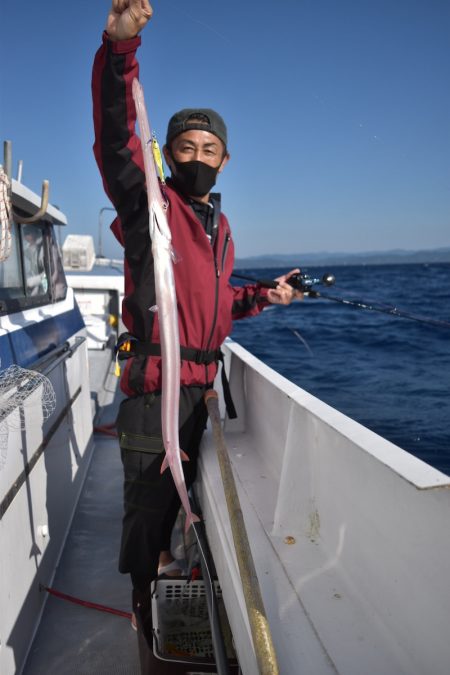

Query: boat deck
(23, 351), (141, 674)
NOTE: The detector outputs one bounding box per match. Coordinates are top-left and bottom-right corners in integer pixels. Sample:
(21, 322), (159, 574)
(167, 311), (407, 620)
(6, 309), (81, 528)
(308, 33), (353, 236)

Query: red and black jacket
(92, 33), (269, 396)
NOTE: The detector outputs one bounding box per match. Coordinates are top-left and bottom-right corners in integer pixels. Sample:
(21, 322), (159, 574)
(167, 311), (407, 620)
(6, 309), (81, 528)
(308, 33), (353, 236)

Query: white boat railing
(198, 339), (450, 675)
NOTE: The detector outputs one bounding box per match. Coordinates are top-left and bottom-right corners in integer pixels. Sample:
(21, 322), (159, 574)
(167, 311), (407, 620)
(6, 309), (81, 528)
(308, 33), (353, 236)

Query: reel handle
(322, 273), (336, 287)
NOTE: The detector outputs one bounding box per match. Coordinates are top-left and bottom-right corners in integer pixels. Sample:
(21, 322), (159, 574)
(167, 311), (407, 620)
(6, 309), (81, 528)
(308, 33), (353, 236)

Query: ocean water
(231, 263), (450, 475)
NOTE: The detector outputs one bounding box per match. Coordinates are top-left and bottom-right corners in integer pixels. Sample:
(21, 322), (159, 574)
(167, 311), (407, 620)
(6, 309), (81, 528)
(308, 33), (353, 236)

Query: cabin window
(21, 223), (49, 297)
(0, 222), (24, 300)
(0, 219), (67, 314)
(49, 227), (68, 302)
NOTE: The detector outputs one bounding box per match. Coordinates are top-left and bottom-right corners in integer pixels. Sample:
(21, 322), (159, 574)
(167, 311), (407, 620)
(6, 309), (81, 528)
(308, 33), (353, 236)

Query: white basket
(151, 578), (236, 666)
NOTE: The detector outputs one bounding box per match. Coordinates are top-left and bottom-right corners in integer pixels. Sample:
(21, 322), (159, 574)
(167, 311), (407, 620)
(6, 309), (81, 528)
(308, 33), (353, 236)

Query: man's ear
(218, 152), (230, 174)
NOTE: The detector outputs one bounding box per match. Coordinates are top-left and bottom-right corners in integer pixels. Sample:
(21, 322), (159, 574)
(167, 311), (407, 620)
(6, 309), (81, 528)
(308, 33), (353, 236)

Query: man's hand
(267, 268), (304, 305)
(106, 0), (153, 41)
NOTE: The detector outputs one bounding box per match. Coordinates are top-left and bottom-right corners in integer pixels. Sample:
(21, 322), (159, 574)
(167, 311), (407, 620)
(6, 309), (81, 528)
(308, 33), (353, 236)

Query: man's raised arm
(92, 0), (153, 223)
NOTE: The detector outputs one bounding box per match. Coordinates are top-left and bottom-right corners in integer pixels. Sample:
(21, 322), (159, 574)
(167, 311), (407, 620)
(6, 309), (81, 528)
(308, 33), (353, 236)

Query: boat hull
(198, 339), (450, 675)
(0, 293), (93, 675)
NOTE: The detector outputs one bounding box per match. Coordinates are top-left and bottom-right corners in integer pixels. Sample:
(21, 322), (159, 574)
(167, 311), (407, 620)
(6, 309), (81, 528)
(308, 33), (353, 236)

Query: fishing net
(0, 421), (7, 470)
(0, 168), (12, 262)
(0, 361), (56, 468)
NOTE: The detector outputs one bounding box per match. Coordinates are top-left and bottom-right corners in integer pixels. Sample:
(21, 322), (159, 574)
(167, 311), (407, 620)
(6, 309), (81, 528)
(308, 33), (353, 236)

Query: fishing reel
(231, 270), (336, 294)
(286, 272), (335, 293)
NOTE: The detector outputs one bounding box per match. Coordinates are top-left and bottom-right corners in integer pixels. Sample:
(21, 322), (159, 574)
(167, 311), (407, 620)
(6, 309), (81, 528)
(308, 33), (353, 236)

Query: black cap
(166, 109), (227, 149)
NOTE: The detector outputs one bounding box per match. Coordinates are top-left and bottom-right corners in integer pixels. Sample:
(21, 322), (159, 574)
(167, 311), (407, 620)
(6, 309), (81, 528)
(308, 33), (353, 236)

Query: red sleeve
(92, 32), (146, 223)
(231, 284), (270, 320)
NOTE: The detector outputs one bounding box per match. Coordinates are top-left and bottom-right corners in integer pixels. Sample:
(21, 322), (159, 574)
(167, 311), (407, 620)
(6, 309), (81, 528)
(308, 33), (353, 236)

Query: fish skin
(132, 78), (200, 532)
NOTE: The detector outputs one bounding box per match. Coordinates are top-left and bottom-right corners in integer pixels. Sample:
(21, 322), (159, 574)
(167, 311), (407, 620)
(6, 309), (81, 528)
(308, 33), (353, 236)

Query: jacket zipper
(204, 255), (220, 357)
(199, 208), (223, 377)
(221, 232), (231, 272)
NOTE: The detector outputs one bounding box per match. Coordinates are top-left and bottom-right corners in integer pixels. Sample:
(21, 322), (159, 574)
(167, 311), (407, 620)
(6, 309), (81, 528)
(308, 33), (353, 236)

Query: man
(92, 0), (301, 633)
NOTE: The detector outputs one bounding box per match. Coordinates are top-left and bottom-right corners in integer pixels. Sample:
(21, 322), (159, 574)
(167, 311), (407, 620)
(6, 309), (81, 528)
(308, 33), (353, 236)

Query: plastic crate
(151, 578), (236, 666)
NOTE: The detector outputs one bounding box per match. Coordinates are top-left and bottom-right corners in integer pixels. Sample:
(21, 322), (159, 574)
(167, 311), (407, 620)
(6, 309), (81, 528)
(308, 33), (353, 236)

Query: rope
(94, 422), (118, 437)
(41, 585), (132, 620)
(0, 168), (12, 262)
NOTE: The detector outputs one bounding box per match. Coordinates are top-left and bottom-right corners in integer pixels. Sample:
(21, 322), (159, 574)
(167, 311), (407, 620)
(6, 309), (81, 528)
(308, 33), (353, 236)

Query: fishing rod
(231, 270), (450, 329)
(311, 290), (450, 329)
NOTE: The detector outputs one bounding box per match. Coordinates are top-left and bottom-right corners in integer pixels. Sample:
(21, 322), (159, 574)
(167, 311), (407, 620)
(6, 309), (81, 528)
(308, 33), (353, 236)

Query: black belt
(117, 335), (237, 419)
(130, 341), (221, 366)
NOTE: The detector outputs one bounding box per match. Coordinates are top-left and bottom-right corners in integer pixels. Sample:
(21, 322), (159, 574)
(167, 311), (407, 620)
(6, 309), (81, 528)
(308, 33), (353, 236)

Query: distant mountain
(235, 247), (450, 269)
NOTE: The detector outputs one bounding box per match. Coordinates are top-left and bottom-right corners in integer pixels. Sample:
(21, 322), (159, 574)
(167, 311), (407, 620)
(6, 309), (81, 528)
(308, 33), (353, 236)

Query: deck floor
(24, 352), (141, 674)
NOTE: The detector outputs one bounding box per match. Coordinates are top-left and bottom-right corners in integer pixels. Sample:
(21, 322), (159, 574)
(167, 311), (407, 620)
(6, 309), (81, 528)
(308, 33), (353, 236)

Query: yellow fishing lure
(151, 133), (165, 183)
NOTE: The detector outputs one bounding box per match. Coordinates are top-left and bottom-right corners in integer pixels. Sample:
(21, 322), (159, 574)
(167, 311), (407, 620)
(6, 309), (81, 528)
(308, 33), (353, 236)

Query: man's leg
(117, 386), (209, 587)
(157, 386), (209, 565)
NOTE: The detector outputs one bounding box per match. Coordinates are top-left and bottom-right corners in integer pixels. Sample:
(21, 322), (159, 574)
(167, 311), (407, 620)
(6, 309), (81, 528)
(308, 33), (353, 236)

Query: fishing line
(289, 328), (314, 355)
(166, 0), (232, 45)
(231, 271), (450, 329)
(309, 290), (450, 329)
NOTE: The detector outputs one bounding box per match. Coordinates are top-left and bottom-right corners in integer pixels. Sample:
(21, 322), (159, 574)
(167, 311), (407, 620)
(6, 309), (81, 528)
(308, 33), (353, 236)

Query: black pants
(116, 386), (209, 593)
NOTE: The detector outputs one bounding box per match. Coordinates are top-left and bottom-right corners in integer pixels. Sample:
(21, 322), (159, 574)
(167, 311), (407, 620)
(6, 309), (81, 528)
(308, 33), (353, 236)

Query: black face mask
(171, 159), (221, 197)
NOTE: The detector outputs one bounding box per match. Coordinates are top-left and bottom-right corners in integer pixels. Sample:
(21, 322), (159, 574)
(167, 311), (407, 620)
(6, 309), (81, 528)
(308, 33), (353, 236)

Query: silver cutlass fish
(132, 78), (200, 532)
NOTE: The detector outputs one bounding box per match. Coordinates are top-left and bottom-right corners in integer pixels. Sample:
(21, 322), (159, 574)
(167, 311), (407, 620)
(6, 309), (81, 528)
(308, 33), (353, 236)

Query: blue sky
(1, 0), (449, 259)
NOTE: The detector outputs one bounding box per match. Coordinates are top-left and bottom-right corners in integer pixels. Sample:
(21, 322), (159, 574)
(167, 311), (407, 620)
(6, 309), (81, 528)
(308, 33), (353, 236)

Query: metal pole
(204, 389), (280, 675)
(98, 206), (116, 258)
(12, 180), (49, 224)
(4, 141), (12, 180)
